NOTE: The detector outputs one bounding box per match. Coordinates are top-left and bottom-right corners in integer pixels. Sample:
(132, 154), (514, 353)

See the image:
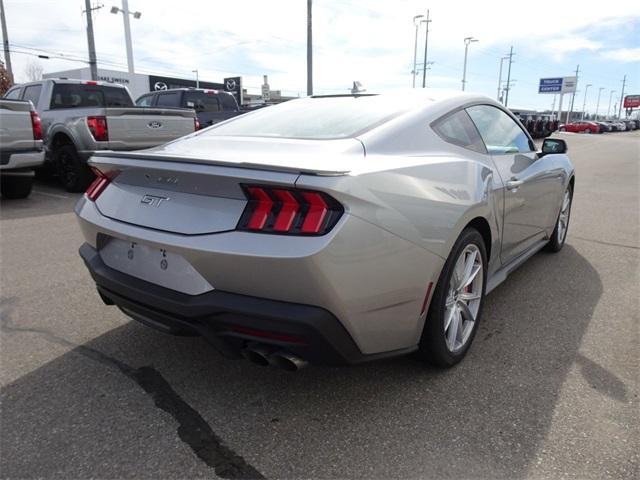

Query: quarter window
(22, 85), (42, 106)
(4, 87), (21, 100)
(136, 95), (153, 107)
(432, 110), (486, 153)
(466, 105), (533, 154)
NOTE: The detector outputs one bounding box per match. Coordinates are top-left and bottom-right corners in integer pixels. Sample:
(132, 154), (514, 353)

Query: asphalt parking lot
(1, 131), (638, 479)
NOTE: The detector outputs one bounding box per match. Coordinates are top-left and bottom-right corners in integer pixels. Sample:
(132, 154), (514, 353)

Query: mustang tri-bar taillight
(237, 185), (344, 235)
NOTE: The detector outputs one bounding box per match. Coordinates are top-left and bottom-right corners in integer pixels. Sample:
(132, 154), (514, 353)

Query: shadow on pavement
(0, 245), (606, 479)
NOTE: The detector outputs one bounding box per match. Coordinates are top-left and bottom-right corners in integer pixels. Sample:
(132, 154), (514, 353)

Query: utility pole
(0, 0), (13, 83)
(496, 56), (508, 102)
(618, 74), (626, 118)
(411, 14), (424, 88)
(607, 90), (616, 118)
(580, 83), (591, 120)
(594, 87), (604, 120)
(504, 46), (514, 107)
(461, 36), (478, 91)
(421, 10), (431, 88)
(121, 0), (134, 73)
(567, 64), (579, 123)
(83, 0), (98, 80)
(306, 0), (313, 96)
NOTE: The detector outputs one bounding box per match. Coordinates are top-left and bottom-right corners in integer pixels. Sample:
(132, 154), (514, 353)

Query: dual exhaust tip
(242, 345), (308, 371)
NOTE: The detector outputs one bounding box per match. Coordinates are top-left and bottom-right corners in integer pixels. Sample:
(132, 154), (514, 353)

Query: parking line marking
(32, 189), (71, 199)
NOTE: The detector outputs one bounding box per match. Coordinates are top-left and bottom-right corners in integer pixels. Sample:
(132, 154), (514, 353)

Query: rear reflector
(87, 116), (109, 141)
(230, 325), (306, 345)
(238, 185), (343, 235)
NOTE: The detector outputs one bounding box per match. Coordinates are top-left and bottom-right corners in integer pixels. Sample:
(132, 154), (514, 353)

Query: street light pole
(618, 74), (626, 119)
(461, 36), (478, 91)
(594, 87), (604, 120)
(411, 14), (424, 88)
(192, 69), (199, 88)
(111, 0), (141, 74)
(306, 0), (312, 96)
(496, 56), (508, 102)
(421, 10), (431, 88)
(607, 90), (616, 119)
(581, 83), (591, 120)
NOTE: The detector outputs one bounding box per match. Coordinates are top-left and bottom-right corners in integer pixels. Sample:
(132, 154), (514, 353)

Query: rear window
(156, 92), (181, 107)
(184, 91), (220, 112)
(205, 95), (417, 139)
(50, 84), (133, 109)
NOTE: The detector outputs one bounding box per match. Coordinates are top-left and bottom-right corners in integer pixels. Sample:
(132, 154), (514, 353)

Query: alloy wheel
(557, 189), (572, 243)
(444, 244), (484, 352)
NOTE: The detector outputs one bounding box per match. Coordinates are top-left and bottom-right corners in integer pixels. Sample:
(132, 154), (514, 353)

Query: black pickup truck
(136, 88), (242, 129)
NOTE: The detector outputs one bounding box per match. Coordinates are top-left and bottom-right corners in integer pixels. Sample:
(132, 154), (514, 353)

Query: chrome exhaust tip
(269, 351), (309, 371)
(241, 345), (273, 367)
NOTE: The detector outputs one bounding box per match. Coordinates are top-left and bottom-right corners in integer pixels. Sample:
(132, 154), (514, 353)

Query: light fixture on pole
(192, 69), (199, 88)
(111, 0), (141, 74)
(607, 90), (616, 119)
(594, 87), (604, 120)
(581, 83), (592, 120)
(411, 14), (424, 88)
(461, 37), (478, 91)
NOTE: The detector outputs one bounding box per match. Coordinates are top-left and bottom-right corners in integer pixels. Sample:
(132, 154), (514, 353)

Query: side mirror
(541, 138), (567, 155)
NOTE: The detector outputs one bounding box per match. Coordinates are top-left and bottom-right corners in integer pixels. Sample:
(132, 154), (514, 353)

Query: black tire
(546, 184), (573, 252)
(54, 144), (94, 192)
(0, 174), (33, 199)
(417, 228), (488, 368)
(585, 128), (591, 134)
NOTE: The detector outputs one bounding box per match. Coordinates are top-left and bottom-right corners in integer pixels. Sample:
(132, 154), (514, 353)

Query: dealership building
(42, 67), (294, 106)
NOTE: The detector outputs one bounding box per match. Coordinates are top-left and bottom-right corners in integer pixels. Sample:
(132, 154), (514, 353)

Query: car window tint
(466, 105), (532, 154)
(432, 109), (486, 153)
(50, 84), (133, 109)
(22, 84), (42, 106)
(183, 91), (220, 112)
(156, 92), (181, 107)
(4, 87), (21, 100)
(136, 95), (153, 106)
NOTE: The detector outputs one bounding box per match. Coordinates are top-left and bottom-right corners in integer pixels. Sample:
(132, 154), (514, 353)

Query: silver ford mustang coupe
(76, 90), (574, 370)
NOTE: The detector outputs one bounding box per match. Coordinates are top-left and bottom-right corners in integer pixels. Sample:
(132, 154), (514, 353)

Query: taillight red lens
(30, 111), (42, 140)
(87, 116), (109, 141)
(238, 185), (343, 235)
(85, 168), (117, 201)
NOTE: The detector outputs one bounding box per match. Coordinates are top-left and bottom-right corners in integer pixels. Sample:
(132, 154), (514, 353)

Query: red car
(558, 121), (600, 134)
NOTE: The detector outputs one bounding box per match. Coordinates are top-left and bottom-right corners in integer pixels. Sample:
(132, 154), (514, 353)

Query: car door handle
(506, 178), (523, 190)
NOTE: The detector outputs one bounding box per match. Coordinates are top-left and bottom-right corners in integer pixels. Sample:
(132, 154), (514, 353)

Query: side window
(220, 93), (239, 111)
(4, 87), (21, 100)
(183, 92), (220, 112)
(136, 94), (153, 106)
(432, 109), (486, 153)
(156, 92), (181, 107)
(22, 84), (43, 106)
(466, 105), (533, 154)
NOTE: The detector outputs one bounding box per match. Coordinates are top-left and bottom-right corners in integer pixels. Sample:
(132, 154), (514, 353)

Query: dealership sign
(623, 95), (640, 109)
(538, 76), (577, 94)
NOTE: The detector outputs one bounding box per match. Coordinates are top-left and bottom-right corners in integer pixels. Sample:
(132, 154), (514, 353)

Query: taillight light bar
(87, 115), (109, 142)
(85, 168), (118, 201)
(237, 185), (343, 235)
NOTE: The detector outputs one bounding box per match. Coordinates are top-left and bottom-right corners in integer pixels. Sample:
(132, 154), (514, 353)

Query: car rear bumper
(80, 243), (416, 365)
(0, 150), (44, 171)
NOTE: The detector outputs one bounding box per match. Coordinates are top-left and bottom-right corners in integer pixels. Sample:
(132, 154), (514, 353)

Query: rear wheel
(585, 128), (592, 134)
(559, 127), (566, 132)
(417, 228), (487, 367)
(0, 174), (33, 199)
(54, 144), (94, 192)
(546, 184), (573, 252)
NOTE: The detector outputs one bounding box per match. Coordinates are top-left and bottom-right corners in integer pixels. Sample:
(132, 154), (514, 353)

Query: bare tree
(23, 60), (43, 82)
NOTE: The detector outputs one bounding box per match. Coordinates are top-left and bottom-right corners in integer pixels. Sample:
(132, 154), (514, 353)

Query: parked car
(622, 119), (636, 130)
(0, 99), (44, 199)
(3, 79), (198, 191)
(136, 88), (241, 129)
(595, 122), (611, 132)
(76, 91), (575, 370)
(605, 121), (620, 132)
(558, 121), (600, 133)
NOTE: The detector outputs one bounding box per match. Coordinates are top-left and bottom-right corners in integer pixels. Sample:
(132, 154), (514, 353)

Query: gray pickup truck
(4, 79), (197, 191)
(0, 99), (44, 199)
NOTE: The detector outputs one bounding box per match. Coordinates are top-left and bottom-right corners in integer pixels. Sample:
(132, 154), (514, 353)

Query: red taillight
(87, 116), (108, 141)
(194, 117), (200, 131)
(30, 111), (42, 140)
(238, 185), (343, 235)
(85, 81), (98, 85)
(85, 168), (117, 201)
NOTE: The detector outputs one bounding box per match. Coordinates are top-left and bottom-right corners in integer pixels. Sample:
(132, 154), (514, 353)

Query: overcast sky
(3, 0), (639, 112)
